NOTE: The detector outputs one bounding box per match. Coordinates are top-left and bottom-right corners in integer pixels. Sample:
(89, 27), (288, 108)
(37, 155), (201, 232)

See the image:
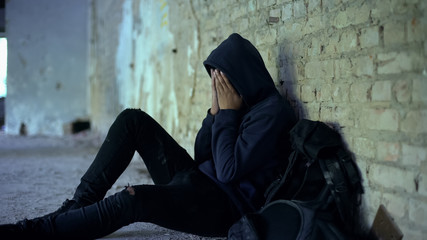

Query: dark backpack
(228, 119), (364, 240)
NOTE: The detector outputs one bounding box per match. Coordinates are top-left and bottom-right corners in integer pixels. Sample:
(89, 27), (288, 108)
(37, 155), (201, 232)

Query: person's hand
(214, 70), (242, 111)
(210, 69), (219, 115)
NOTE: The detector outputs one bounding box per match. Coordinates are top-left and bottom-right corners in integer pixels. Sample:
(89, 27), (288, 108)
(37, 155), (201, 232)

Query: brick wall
(180, 0), (426, 238)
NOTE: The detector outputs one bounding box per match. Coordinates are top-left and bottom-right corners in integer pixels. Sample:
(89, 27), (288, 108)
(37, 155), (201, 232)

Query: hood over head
(203, 33), (277, 107)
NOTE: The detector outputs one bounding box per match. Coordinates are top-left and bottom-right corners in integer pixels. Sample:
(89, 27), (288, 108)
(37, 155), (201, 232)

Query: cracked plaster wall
(90, 0), (201, 152)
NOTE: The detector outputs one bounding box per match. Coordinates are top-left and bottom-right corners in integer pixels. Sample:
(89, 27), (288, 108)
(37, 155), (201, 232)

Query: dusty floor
(0, 132), (225, 239)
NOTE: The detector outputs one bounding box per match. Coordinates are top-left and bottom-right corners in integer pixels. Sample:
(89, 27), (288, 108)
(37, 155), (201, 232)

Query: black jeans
(38, 109), (239, 239)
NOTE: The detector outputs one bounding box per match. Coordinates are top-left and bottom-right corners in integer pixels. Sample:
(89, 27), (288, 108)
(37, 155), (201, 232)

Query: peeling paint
(116, 0), (133, 109)
(116, 0), (179, 134)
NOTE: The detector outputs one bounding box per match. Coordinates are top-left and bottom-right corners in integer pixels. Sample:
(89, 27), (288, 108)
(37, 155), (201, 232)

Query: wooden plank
(370, 204), (404, 240)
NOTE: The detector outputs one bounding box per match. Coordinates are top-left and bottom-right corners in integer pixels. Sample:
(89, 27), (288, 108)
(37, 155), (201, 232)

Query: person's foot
(39, 199), (82, 219)
(0, 223), (23, 234)
(0, 199), (82, 239)
(1, 218), (59, 239)
(0, 220), (32, 239)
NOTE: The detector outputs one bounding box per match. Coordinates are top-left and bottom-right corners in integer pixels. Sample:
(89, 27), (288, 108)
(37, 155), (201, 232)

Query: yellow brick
(360, 108), (399, 131)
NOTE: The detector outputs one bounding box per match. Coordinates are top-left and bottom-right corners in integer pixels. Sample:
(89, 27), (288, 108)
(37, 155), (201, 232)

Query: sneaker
(1, 218), (54, 239)
(39, 199), (82, 219)
(0, 223), (23, 234)
(0, 221), (31, 239)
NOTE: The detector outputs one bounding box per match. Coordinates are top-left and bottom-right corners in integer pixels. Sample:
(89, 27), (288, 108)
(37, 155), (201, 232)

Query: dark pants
(41, 109), (239, 239)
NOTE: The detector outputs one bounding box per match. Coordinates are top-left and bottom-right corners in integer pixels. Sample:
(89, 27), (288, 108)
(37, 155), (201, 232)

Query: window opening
(0, 38), (6, 132)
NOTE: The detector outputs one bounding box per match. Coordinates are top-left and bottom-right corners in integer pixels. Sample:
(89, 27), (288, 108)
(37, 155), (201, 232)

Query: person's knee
(116, 108), (148, 125)
(113, 187), (138, 212)
(118, 108), (144, 119)
(98, 188), (140, 226)
(118, 186), (147, 222)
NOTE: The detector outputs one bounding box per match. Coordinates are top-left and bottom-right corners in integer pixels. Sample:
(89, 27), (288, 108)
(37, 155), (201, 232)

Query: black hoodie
(195, 33), (296, 215)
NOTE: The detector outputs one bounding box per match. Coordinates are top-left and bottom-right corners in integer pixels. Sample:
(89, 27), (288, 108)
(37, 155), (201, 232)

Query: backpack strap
(336, 148), (364, 197)
(319, 156), (345, 219)
(264, 150), (299, 204)
(319, 150), (363, 226)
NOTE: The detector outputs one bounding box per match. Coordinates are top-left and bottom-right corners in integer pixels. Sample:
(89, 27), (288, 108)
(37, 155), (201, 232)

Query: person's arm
(212, 108), (280, 183)
(211, 70), (280, 183)
(194, 69), (219, 163)
(194, 111), (214, 163)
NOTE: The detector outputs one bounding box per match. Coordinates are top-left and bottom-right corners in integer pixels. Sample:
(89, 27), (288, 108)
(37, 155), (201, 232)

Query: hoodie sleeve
(194, 110), (215, 163)
(212, 107), (282, 184)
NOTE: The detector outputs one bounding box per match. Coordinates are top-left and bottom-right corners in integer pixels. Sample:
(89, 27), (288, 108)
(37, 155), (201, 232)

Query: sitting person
(0, 33), (297, 239)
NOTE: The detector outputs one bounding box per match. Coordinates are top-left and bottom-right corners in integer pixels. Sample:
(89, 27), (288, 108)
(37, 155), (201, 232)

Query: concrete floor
(0, 132), (225, 240)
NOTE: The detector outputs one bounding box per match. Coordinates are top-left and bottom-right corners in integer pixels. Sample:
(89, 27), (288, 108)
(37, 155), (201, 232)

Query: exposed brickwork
(181, 0), (426, 238)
